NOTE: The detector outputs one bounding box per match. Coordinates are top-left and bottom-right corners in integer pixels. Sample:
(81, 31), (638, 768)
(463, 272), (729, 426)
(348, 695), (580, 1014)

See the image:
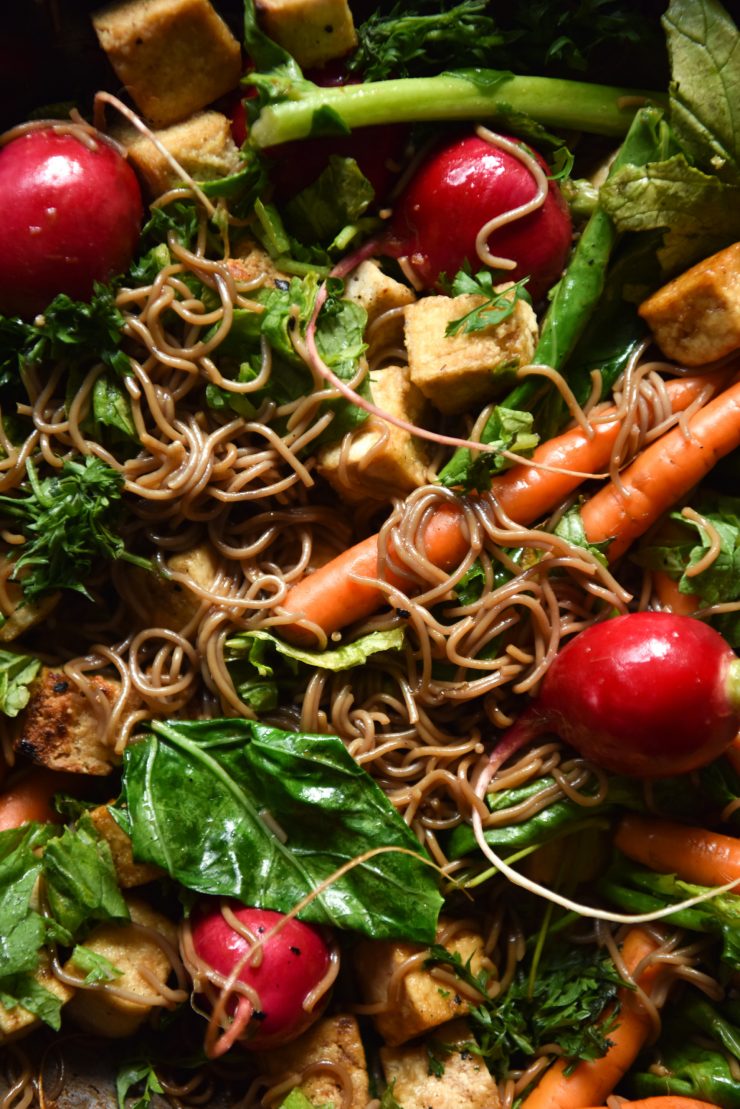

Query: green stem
(250, 73), (665, 147)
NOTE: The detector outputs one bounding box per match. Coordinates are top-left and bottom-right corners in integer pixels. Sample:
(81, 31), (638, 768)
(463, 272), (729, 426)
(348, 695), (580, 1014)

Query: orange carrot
(281, 373), (719, 644)
(581, 378), (740, 559)
(615, 814), (740, 888)
(580, 1099), (721, 1109)
(520, 928), (667, 1109)
(0, 768), (76, 832)
(652, 570), (699, 616)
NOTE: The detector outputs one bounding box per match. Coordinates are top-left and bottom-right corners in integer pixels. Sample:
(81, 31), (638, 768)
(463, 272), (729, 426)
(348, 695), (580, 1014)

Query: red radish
(487, 613), (740, 780)
(383, 132), (572, 301)
(188, 901), (334, 1053)
(0, 126), (143, 318)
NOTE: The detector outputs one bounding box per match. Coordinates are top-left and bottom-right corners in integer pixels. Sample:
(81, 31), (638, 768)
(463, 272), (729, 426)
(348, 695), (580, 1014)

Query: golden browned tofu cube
(404, 289), (537, 415)
(89, 806), (162, 888)
(381, 1020), (501, 1109)
(119, 110), (242, 198)
(227, 239), (292, 290)
(259, 1014), (370, 1108)
(0, 572), (59, 643)
(64, 898), (178, 1038)
(13, 667), (124, 775)
(639, 241), (740, 366)
(121, 543), (220, 632)
(255, 0), (357, 69)
(354, 919), (489, 1046)
(0, 955), (74, 1044)
(344, 261), (416, 326)
(317, 364), (431, 503)
(92, 0), (242, 128)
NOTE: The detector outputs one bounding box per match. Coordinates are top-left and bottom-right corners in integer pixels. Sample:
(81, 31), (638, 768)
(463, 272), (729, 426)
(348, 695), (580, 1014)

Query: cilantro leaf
(69, 945), (123, 985)
(0, 457), (151, 602)
(439, 405), (538, 493)
(0, 648), (41, 718)
(443, 269), (531, 337)
(116, 1060), (165, 1109)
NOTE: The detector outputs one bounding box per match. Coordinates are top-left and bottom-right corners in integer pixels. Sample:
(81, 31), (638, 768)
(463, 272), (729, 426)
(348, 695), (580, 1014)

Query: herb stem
(250, 73), (666, 147)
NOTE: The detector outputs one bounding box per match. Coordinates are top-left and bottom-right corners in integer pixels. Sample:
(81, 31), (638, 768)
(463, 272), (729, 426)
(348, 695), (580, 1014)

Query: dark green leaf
(116, 1059), (165, 1109)
(0, 973), (65, 1030)
(439, 406), (538, 492)
(0, 824), (51, 978)
(285, 157), (375, 246)
(42, 815), (129, 938)
(121, 718), (442, 941)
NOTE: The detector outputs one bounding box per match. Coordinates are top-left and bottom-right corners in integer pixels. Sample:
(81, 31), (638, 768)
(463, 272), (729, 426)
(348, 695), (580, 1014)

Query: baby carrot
(652, 570), (699, 616)
(281, 373), (719, 644)
(520, 927), (666, 1109)
(615, 814), (740, 889)
(581, 378), (740, 559)
(0, 768), (75, 832)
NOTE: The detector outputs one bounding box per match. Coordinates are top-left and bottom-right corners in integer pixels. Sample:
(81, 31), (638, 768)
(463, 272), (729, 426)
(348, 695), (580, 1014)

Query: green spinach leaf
(121, 718), (442, 942)
(0, 648), (41, 717)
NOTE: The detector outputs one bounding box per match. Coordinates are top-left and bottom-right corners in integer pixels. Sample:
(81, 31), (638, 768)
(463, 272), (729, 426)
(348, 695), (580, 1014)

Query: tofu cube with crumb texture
(89, 805), (162, 888)
(12, 667), (125, 775)
(121, 543), (220, 632)
(317, 364), (431, 503)
(92, 0), (242, 128)
(639, 241), (740, 366)
(227, 239), (292, 289)
(0, 955), (74, 1044)
(353, 919), (489, 1046)
(344, 260), (416, 329)
(0, 573), (59, 642)
(259, 1014), (370, 1109)
(119, 111), (242, 198)
(405, 289), (538, 415)
(64, 897), (178, 1038)
(255, 0), (357, 69)
(381, 1020), (501, 1109)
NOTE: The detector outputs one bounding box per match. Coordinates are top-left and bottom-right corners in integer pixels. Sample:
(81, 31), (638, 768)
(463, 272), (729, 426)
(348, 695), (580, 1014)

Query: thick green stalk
(250, 73), (664, 147)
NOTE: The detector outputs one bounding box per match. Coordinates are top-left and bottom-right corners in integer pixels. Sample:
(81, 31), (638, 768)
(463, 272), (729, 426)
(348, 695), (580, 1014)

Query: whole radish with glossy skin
(185, 901), (335, 1055)
(0, 126), (143, 318)
(383, 132), (572, 301)
(487, 613), (740, 779)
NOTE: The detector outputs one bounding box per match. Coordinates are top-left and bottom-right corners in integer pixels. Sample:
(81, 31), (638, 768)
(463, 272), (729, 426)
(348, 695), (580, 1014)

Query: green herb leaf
(69, 944), (123, 985)
(43, 815), (129, 939)
(285, 157), (375, 246)
(226, 627), (405, 673)
(444, 270), (531, 337)
(0, 457), (152, 601)
(116, 1060), (165, 1109)
(0, 648), (41, 717)
(439, 406), (538, 492)
(120, 718), (442, 941)
(0, 973), (65, 1030)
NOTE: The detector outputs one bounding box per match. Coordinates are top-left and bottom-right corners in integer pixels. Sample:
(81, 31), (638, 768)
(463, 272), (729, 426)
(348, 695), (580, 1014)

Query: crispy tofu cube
(639, 241), (740, 366)
(64, 898), (178, 1038)
(255, 0), (357, 69)
(354, 919), (489, 1046)
(12, 667), (125, 775)
(317, 364), (431, 503)
(259, 1014), (370, 1108)
(0, 955), (74, 1044)
(89, 806), (162, 888)
(119, 111), (242, 198)
(0, 577), (59, 643)
(381, 1020), (500, 1109)
(227, 239), (292, 290)
(92, 0), (242, 128)
(121, 543), (220, 632)
(405, 290), (538, 415)
(344, 261), (416, 327)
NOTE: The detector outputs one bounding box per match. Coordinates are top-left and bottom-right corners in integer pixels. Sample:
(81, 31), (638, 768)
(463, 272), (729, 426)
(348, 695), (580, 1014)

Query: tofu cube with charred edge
(89, 805), (162, 888)
(317, 364), (431, 504)
(12, 667), (126, 776)
(120, 543), (220, 633)
(63, 897), (179, 1038)
(92, 0), (242, 128)
(117, 111), (242, 199)
(381, 1019), (501, 1109)
(0, 954), (74, 1045)
(344, 260), (417, 347)
(404, 289), (538, 416)
(255, 0), (357, 69)
(227, 240), (293, 290)
(639, 240), (740, 366)
(258, 1014), (370, 1108)
(353, 918), (489, 1047)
